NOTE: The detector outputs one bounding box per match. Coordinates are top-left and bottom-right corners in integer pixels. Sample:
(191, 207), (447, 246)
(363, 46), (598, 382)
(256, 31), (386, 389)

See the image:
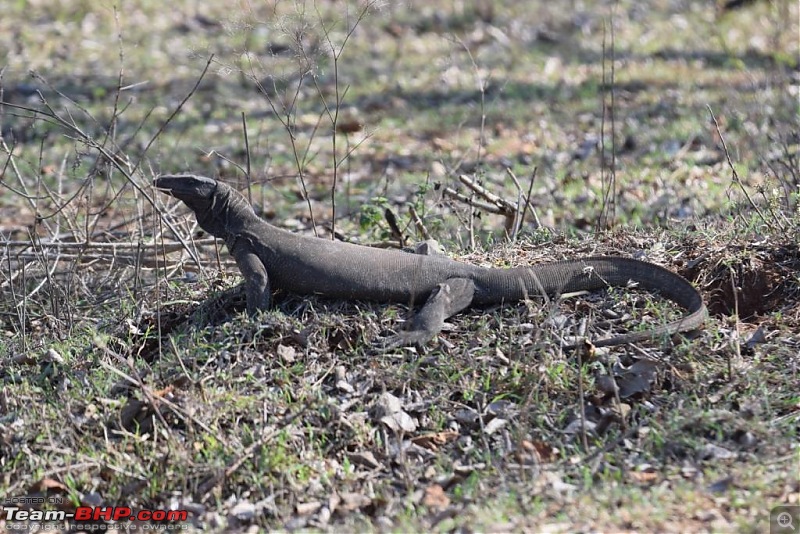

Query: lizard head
(154, 174), (218, 212)
(155, 174), (234, 237)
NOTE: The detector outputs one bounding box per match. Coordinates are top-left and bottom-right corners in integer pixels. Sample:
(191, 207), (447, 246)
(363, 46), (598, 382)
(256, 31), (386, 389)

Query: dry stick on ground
(444, 174), (528, 237)
(0, 238), (217, 251)
(308, 1), (375, 240)
(408, 204), (431, 241)
(0, 59), (214, 268)
(384, 208), (405, 248)
(442, 186), (506, 215)
(460, 173), (518, 235)
(97, 351), (227, 450)
(522, 166), (541, 229)
(505, 167), (543, 238)
(251, 66), (320, 236)
(3, 244), (26, 350)
(132, 55), (214, 175)
(611, 364), (628, 433)
(452, 34), (488, 167)
(598, 16), (618, 231)
(459, 174), (517, 214)
(241, 111), (252, 204)
(6, 249), (224, 270)
(101, 339), (229, 448)
(505, 168), (525, 241)
(707, 105), (773, 229)
(728, 267), (741, 380)
(576, 347), (591, 451)
(198, 407), (308, 500)
(95, 347), (176, 445)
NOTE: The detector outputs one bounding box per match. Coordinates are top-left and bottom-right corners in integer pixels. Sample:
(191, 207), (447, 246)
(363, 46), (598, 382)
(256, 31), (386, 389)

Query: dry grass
(1, 0), (798, 531)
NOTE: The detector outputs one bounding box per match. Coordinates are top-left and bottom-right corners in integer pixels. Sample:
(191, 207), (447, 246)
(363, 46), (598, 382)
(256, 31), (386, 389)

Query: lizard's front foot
(373, 330), (436, 352)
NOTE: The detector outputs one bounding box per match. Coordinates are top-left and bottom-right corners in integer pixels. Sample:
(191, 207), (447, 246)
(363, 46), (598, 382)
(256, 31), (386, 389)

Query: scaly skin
(155, 174), (706, 348)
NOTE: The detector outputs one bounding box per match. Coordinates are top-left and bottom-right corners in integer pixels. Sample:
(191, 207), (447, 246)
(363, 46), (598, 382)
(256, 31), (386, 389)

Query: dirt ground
(0, 1), (798, 531)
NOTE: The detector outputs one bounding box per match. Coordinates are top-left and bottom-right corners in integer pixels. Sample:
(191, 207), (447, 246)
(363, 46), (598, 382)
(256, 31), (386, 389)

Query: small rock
(316, 505), (332, 526)
(483, 417), (507, 435)
(453, 408), (480, 427)
(431, 161), (447, 178)
(81, 492), (103, 507)
(707, 476), (734, 493)
(733, 429), (758, 448)
(485, 400), (516, 417)
(296, 501), (322, 516)
(276, 344), (296, 363)
(381, 411), (417, 433)
(563, 418), (597, 436)
(371, 392), (403, 419)
(375, 516), (393, 530)
(336, 380), (355, 394)
(229, 500), (255, 522)
(45, 348), (65, 364)
(412, 239), (443, 255)
(699, 443), (736, 461)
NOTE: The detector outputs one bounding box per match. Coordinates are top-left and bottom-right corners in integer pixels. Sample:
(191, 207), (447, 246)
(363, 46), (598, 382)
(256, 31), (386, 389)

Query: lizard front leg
(380, 277), (476, 349)
(230, 238), (271, 315)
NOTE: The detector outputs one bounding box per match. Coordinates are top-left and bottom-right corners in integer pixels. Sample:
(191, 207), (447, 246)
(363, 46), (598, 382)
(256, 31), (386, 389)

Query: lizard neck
(197, 186), (262, 241)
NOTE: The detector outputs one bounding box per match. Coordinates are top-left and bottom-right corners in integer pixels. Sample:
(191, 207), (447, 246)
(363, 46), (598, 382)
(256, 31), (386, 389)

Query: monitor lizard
(154, 174), (706, 349)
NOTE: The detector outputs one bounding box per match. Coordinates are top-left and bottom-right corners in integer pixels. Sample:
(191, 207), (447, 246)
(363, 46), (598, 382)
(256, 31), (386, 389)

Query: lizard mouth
(153, 175), (180, 191)
(153, 174), (218, 199)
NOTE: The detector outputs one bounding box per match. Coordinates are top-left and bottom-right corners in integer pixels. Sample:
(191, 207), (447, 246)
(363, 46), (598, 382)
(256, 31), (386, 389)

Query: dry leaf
(30, 478), (69, 493)
(339, 492), (372, 512)
(371, 392), (403, 418)
(152, 385), (174, 398)
(422, 484), (450, 510)
(296, 501), (322, 516)
(744, 326), (767, 349)
(119, 398), (153, 433)
(44, 348), (65, 364)
(11, 353), (36, 365)
(411, 431), (459, 451)
(616, 359), (658, 398)
(335, 118), (364, 134)
(277, 344), (296, 363)
(522, 440), (559, 462)
(347, 451), (382, 470)
(628, 470), (659, 484)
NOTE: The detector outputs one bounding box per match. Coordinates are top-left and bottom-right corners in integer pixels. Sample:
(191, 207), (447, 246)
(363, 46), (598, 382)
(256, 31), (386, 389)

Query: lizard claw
(373, 330), (435, 352)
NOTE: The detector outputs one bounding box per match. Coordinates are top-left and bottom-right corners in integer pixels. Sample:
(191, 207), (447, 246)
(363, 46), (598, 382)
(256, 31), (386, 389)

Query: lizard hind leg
(378, 277), (476, 350)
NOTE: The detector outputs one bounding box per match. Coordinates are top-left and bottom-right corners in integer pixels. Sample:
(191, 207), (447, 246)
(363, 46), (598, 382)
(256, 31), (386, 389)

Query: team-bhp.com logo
(4, 506), (187, 522)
